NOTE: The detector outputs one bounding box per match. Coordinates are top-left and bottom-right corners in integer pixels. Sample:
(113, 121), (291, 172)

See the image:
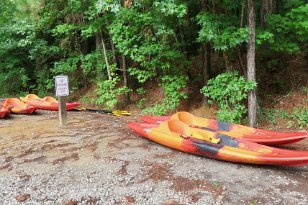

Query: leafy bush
(263, 108), (290, 122)
(262, 108), (291, 127)
(262, 107), (307, 130)
(136, 88), (147, 109)
(200, 71), (256, 123)
(290, 107), (308, 129)
(96, 66), (131, 109)
(0, 68), (29, 96)
(143, 75), (188, 115)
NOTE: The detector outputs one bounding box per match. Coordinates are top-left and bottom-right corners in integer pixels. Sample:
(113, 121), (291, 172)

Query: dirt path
(0, 110), (307, 205)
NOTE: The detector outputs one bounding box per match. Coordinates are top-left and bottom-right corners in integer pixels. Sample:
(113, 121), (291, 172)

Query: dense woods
(0, 0), (307, 128)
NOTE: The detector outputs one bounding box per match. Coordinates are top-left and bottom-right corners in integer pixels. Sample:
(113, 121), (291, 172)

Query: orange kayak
(141, 112), (308, 146)
(2, 98), (36, 114)
(20, 94), (79, 111)
(128, 120), (308, 166)
(0, 106), (10, 118)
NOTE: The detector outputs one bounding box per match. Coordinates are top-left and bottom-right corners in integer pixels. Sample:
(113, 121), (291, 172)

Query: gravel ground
(0, 110), (307, 205)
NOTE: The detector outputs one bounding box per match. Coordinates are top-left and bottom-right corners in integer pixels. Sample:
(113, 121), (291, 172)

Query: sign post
(55, 75), (69, 126)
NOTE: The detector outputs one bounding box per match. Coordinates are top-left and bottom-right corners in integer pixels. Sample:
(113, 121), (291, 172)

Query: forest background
(0, 0), (307, 129)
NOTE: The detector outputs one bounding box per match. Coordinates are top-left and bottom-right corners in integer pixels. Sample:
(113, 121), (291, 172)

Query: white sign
(55, 75), (69, 96)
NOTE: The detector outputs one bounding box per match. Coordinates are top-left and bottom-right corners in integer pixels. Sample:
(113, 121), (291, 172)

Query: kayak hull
(128, 121), (308, 166)
(20, 94), (79, 111)
(141, 113), (308, 146)
(2, 98), (36, 114)
(26, 100), (79, 111)
(0, 107), (10, 118)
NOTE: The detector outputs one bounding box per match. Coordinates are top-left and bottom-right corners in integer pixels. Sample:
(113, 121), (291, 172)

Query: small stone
(15, 193), (30, 202)
(64, 199), (78, 205)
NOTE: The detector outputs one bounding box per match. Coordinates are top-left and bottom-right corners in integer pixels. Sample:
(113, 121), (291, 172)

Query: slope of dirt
(257, 58), (308, 131)
(0, 110), (307, 204)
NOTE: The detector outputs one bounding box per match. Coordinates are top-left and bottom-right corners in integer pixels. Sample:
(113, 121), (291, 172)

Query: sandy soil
(0, 110), (307, 205)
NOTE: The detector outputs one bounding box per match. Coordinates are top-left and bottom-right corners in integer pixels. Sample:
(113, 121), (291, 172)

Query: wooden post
(58, 96), (67, 126)
(55, 75), (69, 126)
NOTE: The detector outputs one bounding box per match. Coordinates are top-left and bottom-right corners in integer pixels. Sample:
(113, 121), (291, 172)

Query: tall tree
(200, 0), (211, 107)
(247, 0), (257, 127)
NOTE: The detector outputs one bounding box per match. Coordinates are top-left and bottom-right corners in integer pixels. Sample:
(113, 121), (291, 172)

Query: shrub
(200, 71), (256, 123)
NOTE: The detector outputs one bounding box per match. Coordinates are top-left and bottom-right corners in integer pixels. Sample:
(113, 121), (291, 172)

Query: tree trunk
(223, 52), (232, 71)
(122, 55), (130, 104)
(247, 0), (257, 127)
(261, 0), (275, 27)
(202, 43), (211, 107)
(100, 32), (112, 81)
(239, 1), (247, 79)
(110, 38), (117, 65)
(260, 0), (266, 27)
(200, 0), (211, 107)
(96, 32), (112, 80)
(237, 46), (247, 79)
(81, 39), (89, 54)
(240, 0), (245, 28)
(95, 33), (101, 50)
(180, 25), (188, 60)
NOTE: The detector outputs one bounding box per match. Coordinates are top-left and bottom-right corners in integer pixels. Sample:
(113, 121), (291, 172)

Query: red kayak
(141, 112), (308, 146)
(2, 98), (36, 114)
(128, 120), (308, 166)
(0, 106), (10, 118)
(20, 94), (79, 111)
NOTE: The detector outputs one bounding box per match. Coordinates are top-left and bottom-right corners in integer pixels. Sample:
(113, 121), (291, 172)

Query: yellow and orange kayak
(0, 106), (10, 118)
(128, 120), (308, 166)
(141, 112), (308, 146)
(2, 98), (36, 114)
(20, 94), (79, 111)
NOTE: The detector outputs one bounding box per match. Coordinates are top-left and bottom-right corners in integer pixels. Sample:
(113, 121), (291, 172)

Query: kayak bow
(141, 112), (308, 146)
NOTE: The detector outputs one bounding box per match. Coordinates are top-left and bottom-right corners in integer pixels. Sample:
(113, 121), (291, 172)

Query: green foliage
(160, 75), (188, 111)
(52, 56), (81, 91)
(201, 71), (257, 123)
(128, 67), (156, 84)
(264, 109), (290, 121)
(0, 68), (29, 96)
(96, 65), (131, 109)
(153, 0), (187, 18)
(143, 75), (188, 115)
(249, 201), (257, 205)
(0, 17), (35, 95)
(107, 1), (189, 112)
(81, 51), (105, 79)
(290, 107), (308, 129)
(136, 88), (147, 109)
(261, 3), (308, 53)
(256, 30), (274, 45)
(211, 181), (222, 189)
(52, 24), (78, 37)
(197, 12), (249, 50)
(96, 0), (121, 13)
(299, 86), (308, 94)
(263, 108), (290, 127)
(53, 56), (80, 74)
(263, 107), (307, 130)
(109, 1), (186, 84)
